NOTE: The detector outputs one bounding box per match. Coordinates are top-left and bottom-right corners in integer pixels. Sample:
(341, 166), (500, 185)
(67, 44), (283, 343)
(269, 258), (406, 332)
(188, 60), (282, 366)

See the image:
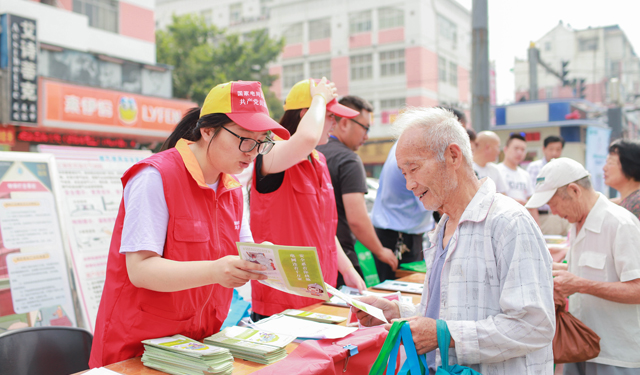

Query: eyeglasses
(350, 118), (370, 133)
(221, 126), (275, 155)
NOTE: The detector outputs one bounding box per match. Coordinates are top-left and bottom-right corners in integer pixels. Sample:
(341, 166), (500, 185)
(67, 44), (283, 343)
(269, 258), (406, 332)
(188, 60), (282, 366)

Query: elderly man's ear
(446, 143), (465, 169)
(566, 183), (582, 198)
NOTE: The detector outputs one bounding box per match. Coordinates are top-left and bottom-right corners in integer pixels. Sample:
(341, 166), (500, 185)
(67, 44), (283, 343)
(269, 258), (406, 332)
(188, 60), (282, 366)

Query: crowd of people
(88, 77), (640, 375)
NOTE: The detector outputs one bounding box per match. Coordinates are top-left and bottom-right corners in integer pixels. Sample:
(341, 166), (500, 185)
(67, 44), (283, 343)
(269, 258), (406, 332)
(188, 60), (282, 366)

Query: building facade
(156, 0), (471, 176)
(0, 0), (194, 152)
(513, 22), (640, 106)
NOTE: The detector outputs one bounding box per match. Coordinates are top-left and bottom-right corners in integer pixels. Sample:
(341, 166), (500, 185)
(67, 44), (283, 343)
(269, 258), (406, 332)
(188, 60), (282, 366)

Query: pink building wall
(378, 28), (404, 45)
(458, 66), (469, 104)
(309, 38), (331, 55)
(282, 44), (303, 59)
(349, 33), (372, 49)
(405, 47), (438, 91)
(57, 0), (72, 11)
(331, 56), (349, 95)
(269, 65), (282, 100)
(406, 96), (438, 108)
(119, 2), (155, 42)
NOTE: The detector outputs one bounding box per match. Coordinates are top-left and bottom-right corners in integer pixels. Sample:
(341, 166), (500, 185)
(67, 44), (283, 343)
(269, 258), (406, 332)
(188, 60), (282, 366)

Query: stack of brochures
(282, 308), (347, 324)
(141, 334), (234, 375)
(204, 326), (295, 365)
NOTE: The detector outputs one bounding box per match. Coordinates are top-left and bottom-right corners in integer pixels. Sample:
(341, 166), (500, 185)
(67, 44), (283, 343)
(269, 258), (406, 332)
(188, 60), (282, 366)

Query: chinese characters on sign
(2, 14), (38, 125)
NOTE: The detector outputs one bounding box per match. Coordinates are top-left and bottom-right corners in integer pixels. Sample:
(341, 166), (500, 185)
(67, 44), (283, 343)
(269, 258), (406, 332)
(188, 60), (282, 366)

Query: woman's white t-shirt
(119, 166), (253, 255)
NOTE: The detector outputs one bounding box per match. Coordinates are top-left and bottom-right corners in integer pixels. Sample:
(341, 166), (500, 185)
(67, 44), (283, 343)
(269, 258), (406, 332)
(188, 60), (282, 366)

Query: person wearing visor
(525, 157), (640, 375)
(250, 78), (366, 320)
(90, 80), (335, 367)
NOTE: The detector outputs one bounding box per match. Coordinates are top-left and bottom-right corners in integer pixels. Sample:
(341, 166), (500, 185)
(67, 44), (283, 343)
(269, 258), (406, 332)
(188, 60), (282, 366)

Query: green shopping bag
(369, 321), (427, 375)
(354, 240), (381, 287)
(435, 320), (482, 375)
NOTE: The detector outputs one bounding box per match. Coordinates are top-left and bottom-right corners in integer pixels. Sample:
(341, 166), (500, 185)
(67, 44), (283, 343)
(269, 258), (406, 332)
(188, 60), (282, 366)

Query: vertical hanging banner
(0, 152), (76, 332)
(37, 145), (151, 332)
(0, 14), (38, 125)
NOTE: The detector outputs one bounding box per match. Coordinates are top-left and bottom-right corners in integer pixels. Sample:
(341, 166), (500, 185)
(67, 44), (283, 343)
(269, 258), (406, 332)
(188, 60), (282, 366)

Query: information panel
(0, 152), (76, 331)
(38, 145), (151, 332)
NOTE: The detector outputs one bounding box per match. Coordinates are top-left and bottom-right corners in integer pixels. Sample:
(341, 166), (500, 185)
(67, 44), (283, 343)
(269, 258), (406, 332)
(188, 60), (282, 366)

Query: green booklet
(141, 334), (233, 375)
(204, 326), (295, 365)
(237, 242), (329, 300)
(281, 309), (346, 324)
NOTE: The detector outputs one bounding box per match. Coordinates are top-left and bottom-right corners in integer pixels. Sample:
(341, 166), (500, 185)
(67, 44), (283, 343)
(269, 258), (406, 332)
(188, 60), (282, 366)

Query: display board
(0, 152), (76, 331)
(37, 145), (151, 332)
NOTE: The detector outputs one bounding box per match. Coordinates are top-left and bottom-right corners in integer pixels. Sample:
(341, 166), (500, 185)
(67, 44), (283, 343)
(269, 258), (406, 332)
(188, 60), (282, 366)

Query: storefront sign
(40, 79), (196, 137)
(1, 14), (38, 125)
(0, 127), (16, 146)
(17, 129), (137, 149)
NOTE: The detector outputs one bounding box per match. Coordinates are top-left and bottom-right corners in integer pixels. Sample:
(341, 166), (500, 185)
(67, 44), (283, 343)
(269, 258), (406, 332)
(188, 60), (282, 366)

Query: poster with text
(38, 145), (151, 332)
(0, 152), (76, 331)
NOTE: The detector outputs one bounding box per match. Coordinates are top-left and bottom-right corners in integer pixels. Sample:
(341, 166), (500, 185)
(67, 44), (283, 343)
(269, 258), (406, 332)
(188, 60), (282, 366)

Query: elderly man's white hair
(393, 107), (473, 167)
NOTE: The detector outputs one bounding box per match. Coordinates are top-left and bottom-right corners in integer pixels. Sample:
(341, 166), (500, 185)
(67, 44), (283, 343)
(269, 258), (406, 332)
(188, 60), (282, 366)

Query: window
(579, 38), (598, 51)
(350, 54), (373, 80)
(378, 7), (404, 29)
(229, 3), (242, 24)
(283, 23), (303, 45)
(73, 0), (118, 33)
(309, 18), (331, 41)
(310, 60), (331, 80)
(449, 62), (457, 86)
(610, 60), (621, 77)
(438, 56), (447, 82)
(544, 41), (552, 51)
(438, 14), (457, 46)
(283, 63), (304, 89)
(349, 10), (372, 35)
(201, 9), (212, 25)
(380, 98), (405, 110)
(380, 49), (405, 77)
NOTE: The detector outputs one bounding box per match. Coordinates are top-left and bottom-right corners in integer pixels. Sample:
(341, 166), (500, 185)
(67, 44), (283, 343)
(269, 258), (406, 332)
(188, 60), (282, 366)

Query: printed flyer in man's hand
(237, 242), (329, 300)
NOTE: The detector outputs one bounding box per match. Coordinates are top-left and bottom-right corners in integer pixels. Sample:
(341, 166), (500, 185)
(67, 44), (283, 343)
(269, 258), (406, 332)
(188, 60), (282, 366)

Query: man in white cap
(525, 157), (640, 375)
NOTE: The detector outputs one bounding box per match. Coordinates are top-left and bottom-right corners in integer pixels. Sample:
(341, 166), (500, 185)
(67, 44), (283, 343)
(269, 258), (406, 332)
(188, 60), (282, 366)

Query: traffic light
(561, 60), (570, 86)
(578, 78), (586, 99)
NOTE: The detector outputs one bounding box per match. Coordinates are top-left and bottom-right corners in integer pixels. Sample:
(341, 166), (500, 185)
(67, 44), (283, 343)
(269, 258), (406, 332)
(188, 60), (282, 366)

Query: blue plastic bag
(435, 320), (482, 375)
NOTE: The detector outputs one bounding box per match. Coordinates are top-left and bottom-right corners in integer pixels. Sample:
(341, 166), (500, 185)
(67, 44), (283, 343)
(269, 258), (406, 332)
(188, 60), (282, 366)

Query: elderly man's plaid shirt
(398, 178), (555, 375)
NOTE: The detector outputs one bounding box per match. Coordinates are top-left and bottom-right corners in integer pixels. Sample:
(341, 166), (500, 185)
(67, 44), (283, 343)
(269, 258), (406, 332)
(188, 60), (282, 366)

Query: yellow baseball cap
(283, 79), (360, 118)
(201, 81), (290, 140)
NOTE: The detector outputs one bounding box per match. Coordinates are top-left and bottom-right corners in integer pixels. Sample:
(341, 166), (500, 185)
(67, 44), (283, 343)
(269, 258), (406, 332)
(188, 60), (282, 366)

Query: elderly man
(472, 131), (508, 194)
(525, 157), (640, 375)
(356, 107), (555, 374)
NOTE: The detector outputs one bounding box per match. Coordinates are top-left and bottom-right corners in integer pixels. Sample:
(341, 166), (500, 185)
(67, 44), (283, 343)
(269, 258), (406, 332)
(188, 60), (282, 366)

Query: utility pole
(471, 0), (490, 132)
(528, 43), (539, 100)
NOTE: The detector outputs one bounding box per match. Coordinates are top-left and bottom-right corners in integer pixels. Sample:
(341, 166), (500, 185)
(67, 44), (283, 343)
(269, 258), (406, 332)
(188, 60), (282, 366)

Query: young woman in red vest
(89, 79), (336, 367)
(250, 79), (367, 320)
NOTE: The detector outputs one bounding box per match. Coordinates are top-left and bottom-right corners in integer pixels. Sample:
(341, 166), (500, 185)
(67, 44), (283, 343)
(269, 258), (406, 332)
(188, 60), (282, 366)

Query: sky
(455, 0), (640, 105)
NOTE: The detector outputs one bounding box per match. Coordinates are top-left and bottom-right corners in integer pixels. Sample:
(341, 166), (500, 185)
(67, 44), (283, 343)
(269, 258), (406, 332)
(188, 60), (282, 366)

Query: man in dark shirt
(317, 96), (398, 285)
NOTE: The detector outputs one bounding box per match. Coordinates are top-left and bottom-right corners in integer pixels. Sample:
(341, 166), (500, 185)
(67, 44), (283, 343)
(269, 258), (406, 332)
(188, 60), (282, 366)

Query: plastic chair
(0, 326), (93, 375)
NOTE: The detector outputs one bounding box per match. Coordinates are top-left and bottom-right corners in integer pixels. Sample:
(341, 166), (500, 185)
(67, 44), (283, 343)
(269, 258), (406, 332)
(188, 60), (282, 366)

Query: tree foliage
(157, 14), (285, 120)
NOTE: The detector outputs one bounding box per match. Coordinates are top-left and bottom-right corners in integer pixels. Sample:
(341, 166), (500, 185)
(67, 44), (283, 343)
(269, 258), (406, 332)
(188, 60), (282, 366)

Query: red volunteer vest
(250, 150), (338, 315)
(89, 139), (243, 367)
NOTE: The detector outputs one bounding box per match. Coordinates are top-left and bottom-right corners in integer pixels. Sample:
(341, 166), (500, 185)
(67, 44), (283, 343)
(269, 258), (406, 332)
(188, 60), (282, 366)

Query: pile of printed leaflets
(204, 326), (295, 365)
(141, 334), (234, 375)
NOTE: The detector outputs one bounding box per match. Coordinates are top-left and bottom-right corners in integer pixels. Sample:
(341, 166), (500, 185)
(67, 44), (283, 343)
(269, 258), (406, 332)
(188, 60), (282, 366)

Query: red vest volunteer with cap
(250, 149), (339, 315)
(89, 140), (244, 367)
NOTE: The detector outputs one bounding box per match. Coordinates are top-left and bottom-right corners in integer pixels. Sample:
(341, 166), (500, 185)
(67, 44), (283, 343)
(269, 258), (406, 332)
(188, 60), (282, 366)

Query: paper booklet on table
(372, 279), (424, 294)
(141, 334), (233, 375)
(251, 314), (357, 339)
(281, 309), (347, 324)
(325, 286), (414, 307)
(204, 326), (295, 365)
(237, 242), (329, 301)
